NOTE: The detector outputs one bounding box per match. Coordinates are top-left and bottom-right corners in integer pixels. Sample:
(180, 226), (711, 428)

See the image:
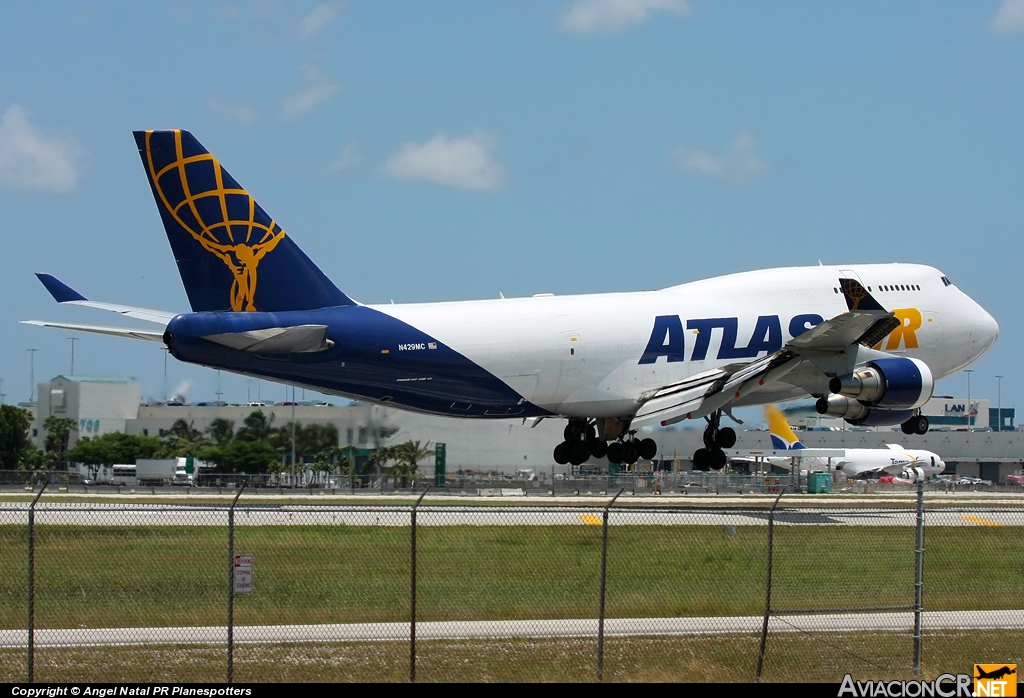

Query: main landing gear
(900, 414), (929, 435)
(553, 418), (657, 466)
(692, 410), (735, 472)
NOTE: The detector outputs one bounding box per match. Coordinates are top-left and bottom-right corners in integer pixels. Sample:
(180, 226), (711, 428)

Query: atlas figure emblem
(146, 130), (285, 312)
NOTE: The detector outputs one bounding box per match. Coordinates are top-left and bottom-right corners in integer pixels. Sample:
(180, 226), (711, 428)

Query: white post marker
(234, 554), (253, 594)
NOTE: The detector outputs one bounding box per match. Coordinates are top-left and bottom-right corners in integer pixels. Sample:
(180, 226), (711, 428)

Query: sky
(0, 1), (1022, 422)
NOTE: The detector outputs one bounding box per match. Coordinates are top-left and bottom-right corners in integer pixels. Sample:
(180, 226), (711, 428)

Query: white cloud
(0, 105), (80, 193)
(991, 0), (1024, 35)
(208, 97), (257, 123)
(282, 64), (339, 118)
(382, 131), (506, 191)
(559, 0), (690, 34)
(300, 2), (344, 37)
(672, 130), (771, 185)
(324, 141), (361, 174)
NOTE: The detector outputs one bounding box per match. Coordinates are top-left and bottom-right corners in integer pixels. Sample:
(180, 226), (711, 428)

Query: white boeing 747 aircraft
(24, 131), (1000, 471)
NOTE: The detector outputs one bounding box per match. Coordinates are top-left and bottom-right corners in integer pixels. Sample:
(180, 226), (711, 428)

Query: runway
(1, 610), (1020, 648)
(0, 503), (1020, 527)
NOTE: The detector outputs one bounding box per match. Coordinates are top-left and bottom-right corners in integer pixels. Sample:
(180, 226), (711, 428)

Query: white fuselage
(834, 447), (946, 479)
(374, 263), (998, 418)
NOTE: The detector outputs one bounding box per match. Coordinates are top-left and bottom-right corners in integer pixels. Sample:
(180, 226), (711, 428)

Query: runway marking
(579, 514), (602, 526)
(961, 515), (1004, 527)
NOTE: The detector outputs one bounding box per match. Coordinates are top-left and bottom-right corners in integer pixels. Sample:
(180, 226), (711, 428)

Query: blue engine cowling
(847, 408), (917, 427)
(829, 357), (934, 410)
(815, 395), (919, 426)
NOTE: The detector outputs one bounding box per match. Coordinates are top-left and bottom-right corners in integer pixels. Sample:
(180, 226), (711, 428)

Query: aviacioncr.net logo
(838, 674), (973, 697)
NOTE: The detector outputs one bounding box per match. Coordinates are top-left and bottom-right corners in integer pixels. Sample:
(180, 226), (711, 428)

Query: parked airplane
(764, 405), (946, 479)
(24, 130), (999, 471)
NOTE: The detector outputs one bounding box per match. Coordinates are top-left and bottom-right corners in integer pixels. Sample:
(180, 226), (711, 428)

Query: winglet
(839, 278), (885, 312)
(36, 273), (87, 303)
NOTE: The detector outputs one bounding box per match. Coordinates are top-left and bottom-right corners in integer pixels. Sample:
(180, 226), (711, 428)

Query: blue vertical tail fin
(134, 130), (354, 313)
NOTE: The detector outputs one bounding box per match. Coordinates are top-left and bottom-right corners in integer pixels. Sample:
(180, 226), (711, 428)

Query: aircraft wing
(20, 320), (164, 342)
(632, 279), (900, 428)
(34, 273), (177, 325)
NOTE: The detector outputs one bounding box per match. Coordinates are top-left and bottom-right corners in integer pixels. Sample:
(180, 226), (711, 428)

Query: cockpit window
(941, 276), (953, 287)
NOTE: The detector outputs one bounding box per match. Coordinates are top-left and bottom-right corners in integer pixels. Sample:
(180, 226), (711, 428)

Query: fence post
(227, 484), (245, 684)
(597, 488), (625, 683)
(410, 485), (430, 683)
(27, 480), (47, 684)
(913, 479), (924, 676)
(755, 487), (786, 681)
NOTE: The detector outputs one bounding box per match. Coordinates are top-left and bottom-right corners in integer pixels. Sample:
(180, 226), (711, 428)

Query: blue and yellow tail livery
(134, 130), (353, 313)
(766, 404), (806, 450)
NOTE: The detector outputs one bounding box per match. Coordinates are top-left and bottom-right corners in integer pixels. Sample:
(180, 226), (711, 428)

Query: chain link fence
(0, 486), (1021, 683)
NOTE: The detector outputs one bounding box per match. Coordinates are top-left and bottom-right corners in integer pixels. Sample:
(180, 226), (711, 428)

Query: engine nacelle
(828, 357), (934, 410)
(814, 396), (916, 427)
(815, 394), (869, 421)
(845, 408), (917, 427)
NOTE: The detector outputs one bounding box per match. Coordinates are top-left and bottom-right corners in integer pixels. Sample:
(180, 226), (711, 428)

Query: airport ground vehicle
(82, 465), (137, 487)
(136, 458), (195, 486)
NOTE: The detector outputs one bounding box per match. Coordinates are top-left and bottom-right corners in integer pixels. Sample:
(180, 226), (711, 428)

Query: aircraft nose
(977, 306), (999, 354)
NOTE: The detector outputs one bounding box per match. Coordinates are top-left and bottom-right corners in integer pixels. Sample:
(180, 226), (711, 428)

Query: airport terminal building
(25, 375), (1024, 483)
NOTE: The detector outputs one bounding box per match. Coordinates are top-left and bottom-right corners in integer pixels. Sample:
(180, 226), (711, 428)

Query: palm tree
(43, 416), (77, 470)
(392, 440), (435, 488)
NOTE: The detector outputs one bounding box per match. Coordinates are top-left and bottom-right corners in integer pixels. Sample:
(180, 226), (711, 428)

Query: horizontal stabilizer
(35, 273), (177, 325)
(21, 320), (164, 342)
(204, 325), (333, 354)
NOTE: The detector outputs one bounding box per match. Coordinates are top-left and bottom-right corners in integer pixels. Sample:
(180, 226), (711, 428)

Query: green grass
(1, 630), (1021, 683)
(0, 524), (1021, 631)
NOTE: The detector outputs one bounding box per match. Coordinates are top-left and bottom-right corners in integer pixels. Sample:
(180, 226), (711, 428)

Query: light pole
(27, 348), (38, 403)
(68, 337), (78, 376)
(964, 369), (974, 427)
(995, 375), (1004, 432)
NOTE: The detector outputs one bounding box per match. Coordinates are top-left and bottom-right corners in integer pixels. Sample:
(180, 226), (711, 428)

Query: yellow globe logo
(143, 130), (285, 311)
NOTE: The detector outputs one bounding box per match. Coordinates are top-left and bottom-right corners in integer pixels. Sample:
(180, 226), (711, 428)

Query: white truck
(136, 458), (196, 486)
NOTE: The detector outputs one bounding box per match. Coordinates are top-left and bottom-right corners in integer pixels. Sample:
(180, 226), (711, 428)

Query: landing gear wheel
(622, 440), (639, 465)
(589, 439), (608, 459)
(913, 415), (929, 435)
(569, 440), (589, 466)
(553, 442), (569, 465)
(607, 441), (624, 464)
(716, 427), (737, 449)
(710, 449), (727, 471)
(693, 448), (710, 471)
(901, 420), (916, 435)
(638, 438), (657, 460)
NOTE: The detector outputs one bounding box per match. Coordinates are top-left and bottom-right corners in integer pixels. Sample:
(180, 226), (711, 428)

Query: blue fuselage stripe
(166, 306), (553, 418)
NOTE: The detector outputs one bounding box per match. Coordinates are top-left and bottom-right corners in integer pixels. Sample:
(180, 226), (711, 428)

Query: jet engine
(814, 395), (917, 426)
(827, 358), (934, 410)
